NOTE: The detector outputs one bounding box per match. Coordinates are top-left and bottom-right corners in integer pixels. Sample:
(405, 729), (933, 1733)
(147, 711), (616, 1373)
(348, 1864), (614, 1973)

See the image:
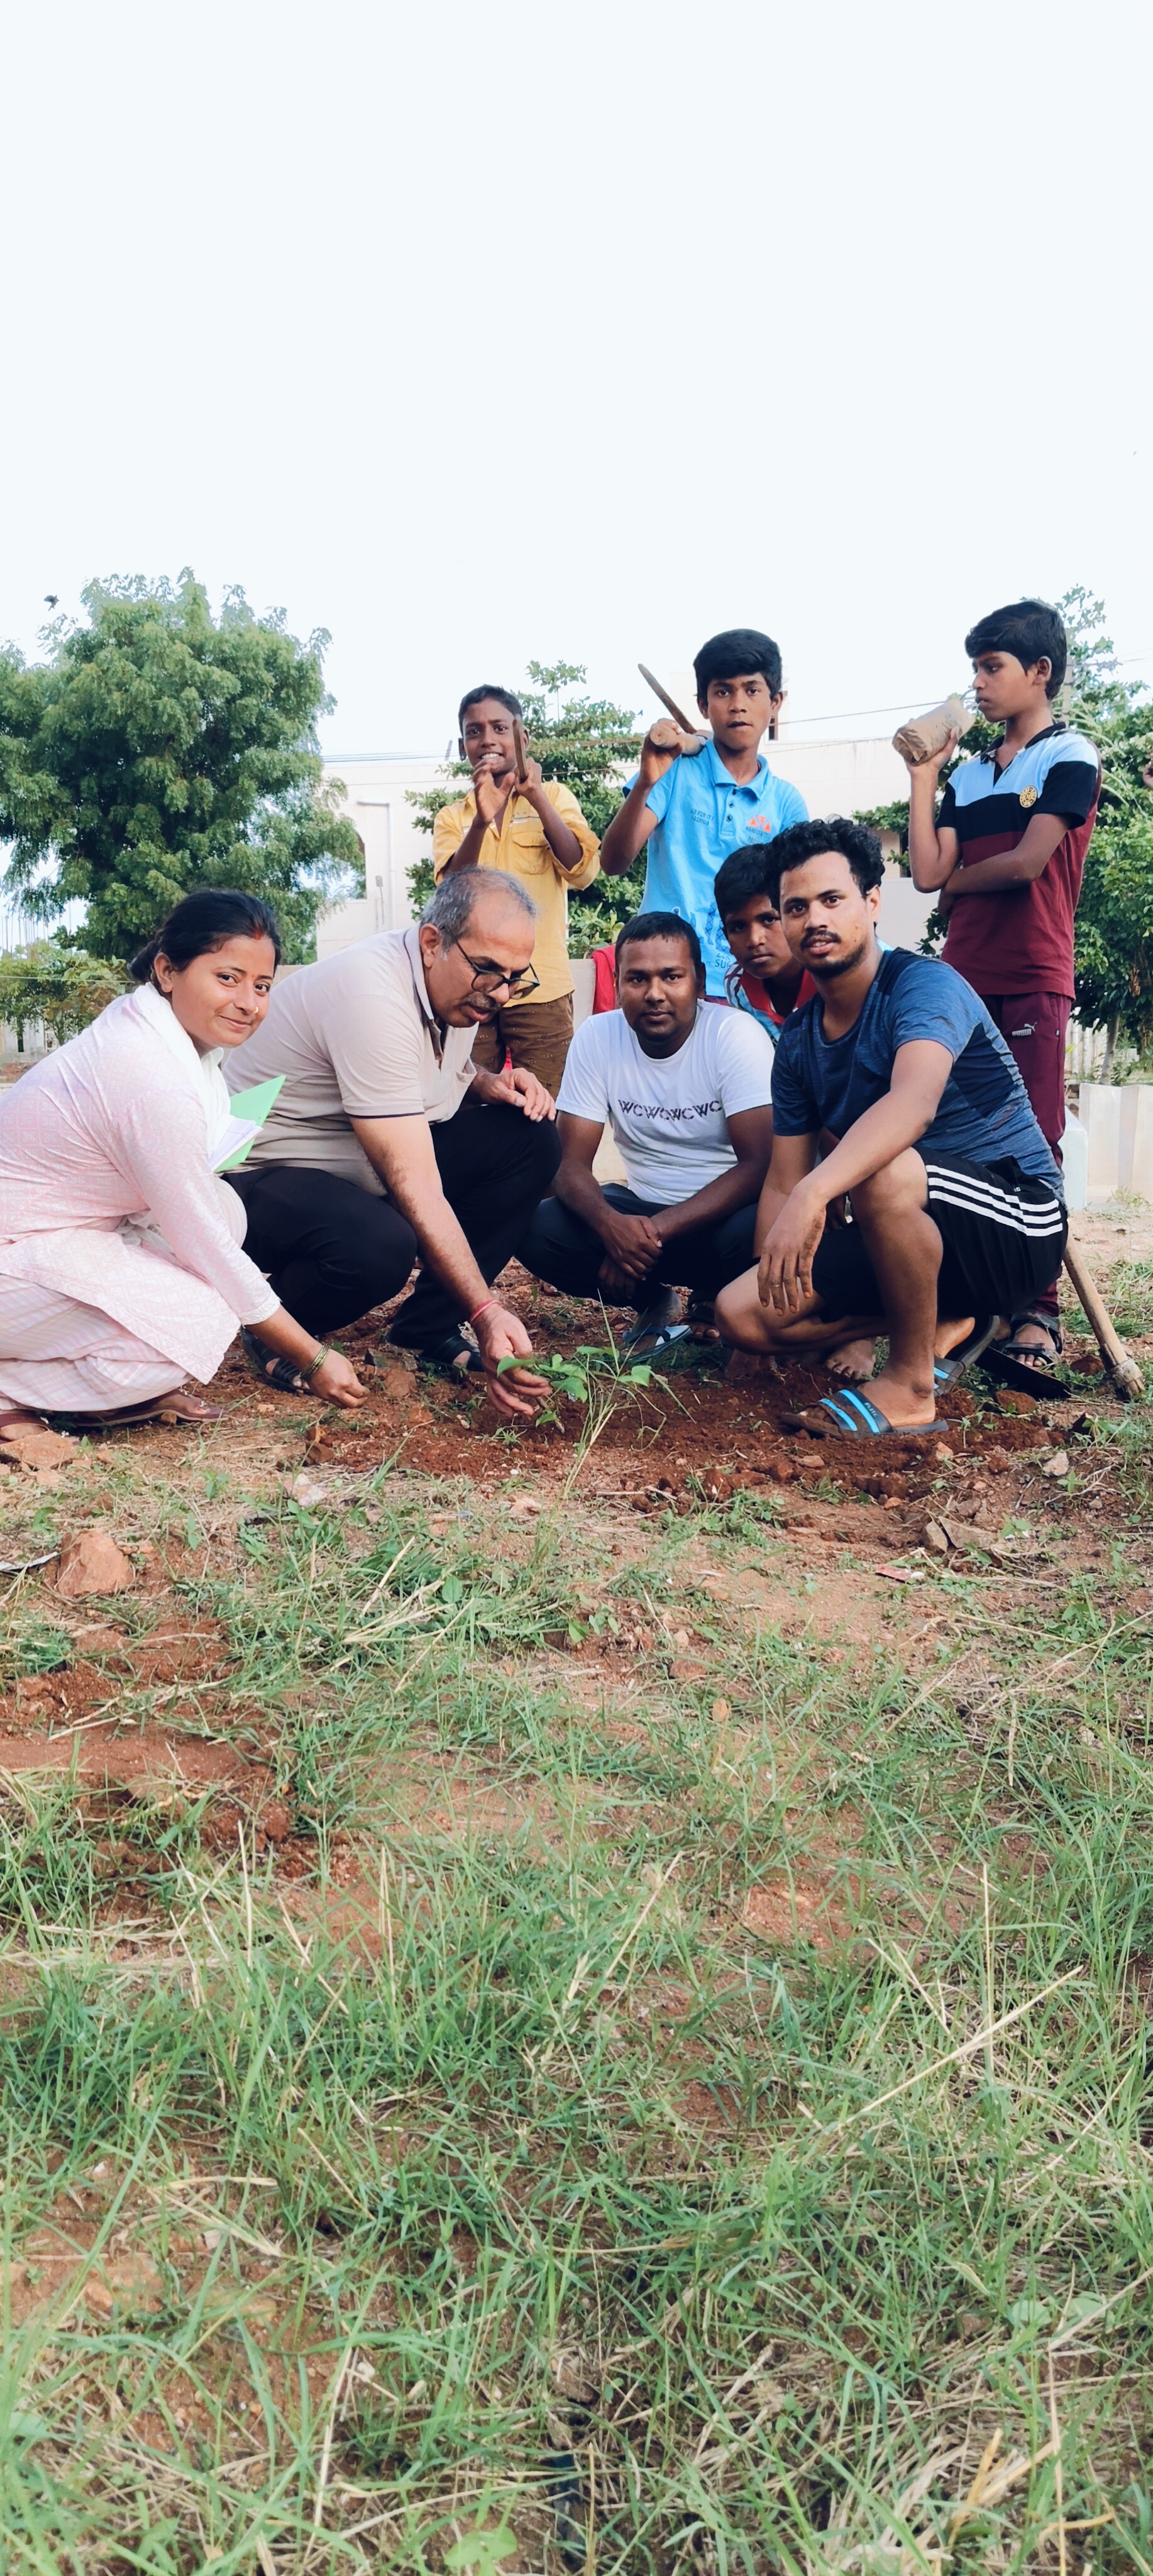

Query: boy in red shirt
(714, 844), (817, 1034)
(906, 598), (1100, 1372)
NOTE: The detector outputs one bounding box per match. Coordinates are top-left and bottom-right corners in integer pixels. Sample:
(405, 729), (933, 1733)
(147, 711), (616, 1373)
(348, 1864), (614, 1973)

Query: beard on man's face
(800, 929), (870, 979)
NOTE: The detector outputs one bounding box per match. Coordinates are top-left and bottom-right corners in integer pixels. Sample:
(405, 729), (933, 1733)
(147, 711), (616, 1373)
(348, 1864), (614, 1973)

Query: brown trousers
(469, 992), (575, 1096)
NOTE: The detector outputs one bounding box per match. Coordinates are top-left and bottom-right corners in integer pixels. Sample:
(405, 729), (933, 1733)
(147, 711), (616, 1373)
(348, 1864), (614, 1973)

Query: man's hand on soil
(475, 1306), (549, 1419)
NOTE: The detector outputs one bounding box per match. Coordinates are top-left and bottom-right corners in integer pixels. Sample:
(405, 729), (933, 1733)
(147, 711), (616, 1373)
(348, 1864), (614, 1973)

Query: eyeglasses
(452, 940), (540, 1000)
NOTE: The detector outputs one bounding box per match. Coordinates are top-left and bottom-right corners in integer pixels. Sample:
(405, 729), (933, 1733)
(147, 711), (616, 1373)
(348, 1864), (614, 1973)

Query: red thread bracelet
(469, 1298), (498, 1326)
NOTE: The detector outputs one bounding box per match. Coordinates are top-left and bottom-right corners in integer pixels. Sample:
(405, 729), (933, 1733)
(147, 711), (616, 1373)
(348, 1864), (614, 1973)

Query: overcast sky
(5, 0), (1150, 758)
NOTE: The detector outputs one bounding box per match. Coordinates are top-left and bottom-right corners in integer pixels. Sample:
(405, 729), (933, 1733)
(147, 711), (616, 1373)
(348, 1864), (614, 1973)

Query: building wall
(318, 755), (451, 956)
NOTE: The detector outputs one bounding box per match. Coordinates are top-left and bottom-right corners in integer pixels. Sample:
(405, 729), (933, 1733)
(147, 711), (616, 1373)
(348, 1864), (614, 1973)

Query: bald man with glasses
(223, 872), (560, 1406)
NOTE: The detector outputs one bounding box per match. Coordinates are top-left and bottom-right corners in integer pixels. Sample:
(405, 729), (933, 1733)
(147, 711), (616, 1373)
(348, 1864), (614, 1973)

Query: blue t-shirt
(639, 737), (808, 996)
(770, 948), (1062, 1191)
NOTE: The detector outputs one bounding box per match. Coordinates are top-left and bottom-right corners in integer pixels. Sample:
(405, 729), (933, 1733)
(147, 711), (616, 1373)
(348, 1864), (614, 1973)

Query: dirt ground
(2, 1196), (1149, 1840)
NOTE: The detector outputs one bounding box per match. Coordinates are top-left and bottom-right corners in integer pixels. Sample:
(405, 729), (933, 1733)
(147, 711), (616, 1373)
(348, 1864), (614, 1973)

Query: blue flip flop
(808, 1387), (938, 1438)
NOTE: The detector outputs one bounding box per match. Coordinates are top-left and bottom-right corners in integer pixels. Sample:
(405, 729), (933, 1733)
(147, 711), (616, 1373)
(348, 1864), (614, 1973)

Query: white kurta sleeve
(117, 1093), (280, 1324)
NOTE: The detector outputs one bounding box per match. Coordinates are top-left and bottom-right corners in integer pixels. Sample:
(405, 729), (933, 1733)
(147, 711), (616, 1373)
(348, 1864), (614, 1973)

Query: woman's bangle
(469, 1299), (499, 1327)
(302, 1345), (330, 1381)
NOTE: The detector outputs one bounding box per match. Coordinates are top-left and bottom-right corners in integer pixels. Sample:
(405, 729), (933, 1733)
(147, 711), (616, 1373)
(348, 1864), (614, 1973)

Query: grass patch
(0, 1460), (1150, 2568)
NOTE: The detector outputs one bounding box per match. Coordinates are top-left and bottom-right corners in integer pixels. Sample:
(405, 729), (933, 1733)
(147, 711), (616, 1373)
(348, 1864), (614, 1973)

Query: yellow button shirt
(432, 780), (600, 1007)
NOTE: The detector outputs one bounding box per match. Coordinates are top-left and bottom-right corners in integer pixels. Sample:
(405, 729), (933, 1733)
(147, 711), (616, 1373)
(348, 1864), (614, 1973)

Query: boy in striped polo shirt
(905, 598), (1100, 1372)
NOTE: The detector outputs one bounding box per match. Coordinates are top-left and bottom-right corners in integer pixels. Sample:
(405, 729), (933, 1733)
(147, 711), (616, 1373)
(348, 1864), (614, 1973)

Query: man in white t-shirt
(517, 911), (775, 1350)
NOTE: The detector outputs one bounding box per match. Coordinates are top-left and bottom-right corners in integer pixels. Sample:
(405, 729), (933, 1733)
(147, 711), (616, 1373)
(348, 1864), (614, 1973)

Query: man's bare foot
(995, 1316), (1060, 1370)
(0, 1407), (48, 1441)
(824, 1335), (876, 1382)
(934, 1315), (976, 1360)
(858, 1368), (936, 1428)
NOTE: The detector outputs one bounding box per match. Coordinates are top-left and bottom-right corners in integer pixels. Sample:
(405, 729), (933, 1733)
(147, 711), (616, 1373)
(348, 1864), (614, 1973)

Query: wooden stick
(512, 717), (531, 786)
(637, 662), (698, 734)
(1063, 1230), (1144, 1400)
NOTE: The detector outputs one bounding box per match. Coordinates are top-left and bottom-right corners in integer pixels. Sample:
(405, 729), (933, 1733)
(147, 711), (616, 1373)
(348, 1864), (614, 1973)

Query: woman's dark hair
(614, 909), (703, 973)
(963, 597), (1067, 698)
(130, 889), (282, 984)
(766, 817), (885, 901)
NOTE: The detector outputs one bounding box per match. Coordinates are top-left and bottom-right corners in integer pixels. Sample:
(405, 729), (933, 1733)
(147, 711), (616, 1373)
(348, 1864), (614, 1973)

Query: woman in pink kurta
(0, 892), (365, 1430)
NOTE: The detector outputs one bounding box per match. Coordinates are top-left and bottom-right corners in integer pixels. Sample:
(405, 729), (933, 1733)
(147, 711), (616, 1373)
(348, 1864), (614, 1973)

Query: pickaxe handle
(1063, 1231), (1144, 1400)
(638, 663), (698, 735)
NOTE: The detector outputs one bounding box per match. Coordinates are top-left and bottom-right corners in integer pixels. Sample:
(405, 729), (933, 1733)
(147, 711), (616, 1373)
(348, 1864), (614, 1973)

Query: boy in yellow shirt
(433, 684), (600, 1094)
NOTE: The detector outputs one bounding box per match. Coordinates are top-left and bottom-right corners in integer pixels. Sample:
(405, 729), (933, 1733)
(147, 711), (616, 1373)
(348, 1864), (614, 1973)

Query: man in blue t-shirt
(600, 628), (808, 997)
(715, 818), (1067, 1437)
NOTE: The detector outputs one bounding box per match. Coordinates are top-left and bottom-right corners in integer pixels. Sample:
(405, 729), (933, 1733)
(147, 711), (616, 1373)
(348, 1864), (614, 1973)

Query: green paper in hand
(214, 1075), (285, 1171)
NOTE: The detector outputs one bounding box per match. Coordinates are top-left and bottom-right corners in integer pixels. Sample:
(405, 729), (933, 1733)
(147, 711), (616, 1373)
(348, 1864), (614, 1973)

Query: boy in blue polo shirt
(600, 628), (808, 996)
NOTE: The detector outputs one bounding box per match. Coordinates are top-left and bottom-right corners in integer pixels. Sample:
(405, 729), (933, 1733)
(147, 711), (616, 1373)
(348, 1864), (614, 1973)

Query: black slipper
(977, 1343), (1070, 1401)
(401, 1330), (484, 1377)
(240, 1326), (306, 1394)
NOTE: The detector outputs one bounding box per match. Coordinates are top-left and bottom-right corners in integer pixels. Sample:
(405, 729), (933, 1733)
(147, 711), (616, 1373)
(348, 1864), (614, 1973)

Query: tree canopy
(407, 661), (645, 947)
(0, 574), (363, 962)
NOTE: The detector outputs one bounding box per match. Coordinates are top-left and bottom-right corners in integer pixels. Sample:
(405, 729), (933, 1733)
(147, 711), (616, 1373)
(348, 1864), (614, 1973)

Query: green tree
(406, 660), (645, 947)
(1063, 596), (1153, 1055)
(0, 942), (127, 1051)
(0, 574), (363, 963)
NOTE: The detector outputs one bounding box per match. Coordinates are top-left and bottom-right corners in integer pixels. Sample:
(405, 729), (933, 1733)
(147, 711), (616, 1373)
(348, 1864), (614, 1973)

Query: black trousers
(226, 1102), (561, 1343)
(517, 1183), (757, 1309)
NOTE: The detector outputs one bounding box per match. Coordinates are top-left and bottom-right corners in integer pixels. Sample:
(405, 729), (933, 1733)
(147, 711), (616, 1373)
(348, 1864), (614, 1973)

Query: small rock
(288, 1474), (328, 1507)
(1041, 1450), (1070, 1479)
(672, 1628), (691, 1650)
(764, 1453), (798, 1482)
(1, 1424), (78, 1473)
(924, 1519), (949, 1553)
(711, 1697), (731, 1723)
(932, 1443), (954, 1462)
(55, 1529), (135, 1598)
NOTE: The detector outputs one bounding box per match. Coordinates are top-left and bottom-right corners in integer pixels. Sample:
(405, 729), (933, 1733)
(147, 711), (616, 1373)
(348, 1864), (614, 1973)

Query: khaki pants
(469, 991), (575, 1096)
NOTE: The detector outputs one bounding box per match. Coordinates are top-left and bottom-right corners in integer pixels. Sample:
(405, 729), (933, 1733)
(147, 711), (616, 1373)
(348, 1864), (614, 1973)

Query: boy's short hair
(614, 909), (703, 973)
(714, 843), (780, 922)
(458, 682), (524, 732)
(768, 816), (885, 901)
(693, 628), (783, 699)
(964, 598), (1067, 699)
